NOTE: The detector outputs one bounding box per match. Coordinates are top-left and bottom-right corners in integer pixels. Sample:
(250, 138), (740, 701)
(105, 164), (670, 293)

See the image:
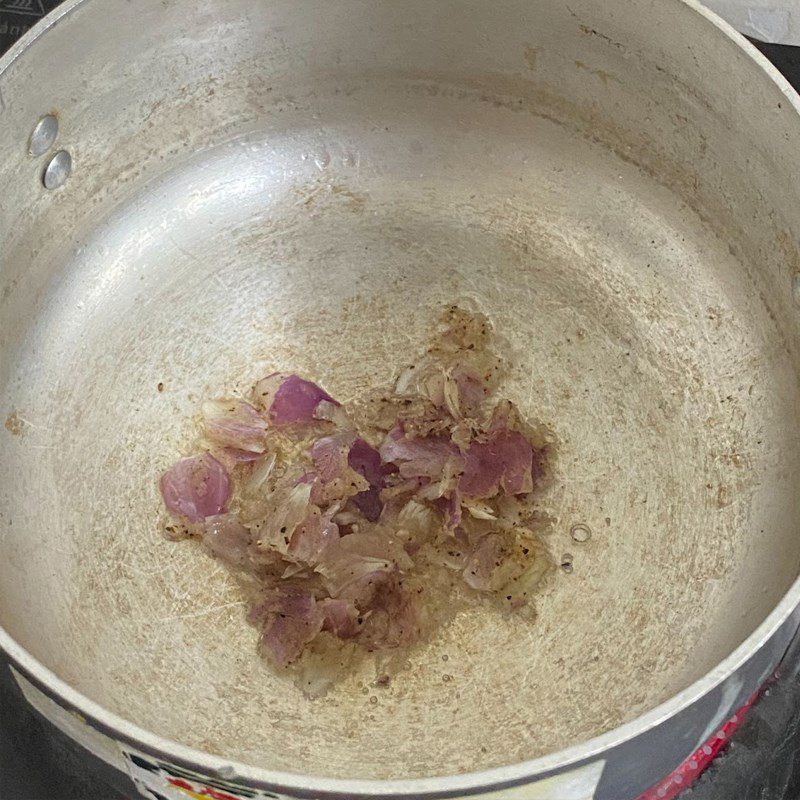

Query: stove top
(1, 4), (800, 799)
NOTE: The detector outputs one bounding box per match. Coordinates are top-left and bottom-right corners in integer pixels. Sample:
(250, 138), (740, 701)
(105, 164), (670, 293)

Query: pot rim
(1, 0), (800, 795)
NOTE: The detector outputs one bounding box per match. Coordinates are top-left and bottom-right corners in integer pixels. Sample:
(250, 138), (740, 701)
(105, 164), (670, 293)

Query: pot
(1, 1), (800, 798)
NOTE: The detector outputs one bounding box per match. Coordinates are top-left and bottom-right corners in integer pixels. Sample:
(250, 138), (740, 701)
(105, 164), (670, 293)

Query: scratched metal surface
(0, 5), (137, 797)
(1, 0), (800, 796)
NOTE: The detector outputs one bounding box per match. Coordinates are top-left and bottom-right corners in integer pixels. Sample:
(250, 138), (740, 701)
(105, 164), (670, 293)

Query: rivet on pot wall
(42, 150), (71, 190)
(28, 114), (58, 157)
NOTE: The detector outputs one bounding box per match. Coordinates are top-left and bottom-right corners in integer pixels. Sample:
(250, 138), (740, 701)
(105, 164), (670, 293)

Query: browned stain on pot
(293, 182), (367, 213)
(4, 411), (23, 436)
(574, 59), (617, 85)
(524, 46), (539, 71)
(330, 183), (367, 212)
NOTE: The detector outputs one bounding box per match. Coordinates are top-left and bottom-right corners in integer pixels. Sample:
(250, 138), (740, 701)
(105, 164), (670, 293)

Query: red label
(636, 691), (758, 800)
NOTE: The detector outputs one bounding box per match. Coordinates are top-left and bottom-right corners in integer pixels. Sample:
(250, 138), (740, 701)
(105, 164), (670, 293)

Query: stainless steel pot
(2, 1), (800, 798)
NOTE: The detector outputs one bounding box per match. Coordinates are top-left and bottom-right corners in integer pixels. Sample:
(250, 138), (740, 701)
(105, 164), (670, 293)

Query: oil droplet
(313, 149), (331, 170)
(570, 523), (591, 543)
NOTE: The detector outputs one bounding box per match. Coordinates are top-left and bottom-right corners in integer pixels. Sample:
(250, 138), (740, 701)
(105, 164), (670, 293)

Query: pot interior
(1, 0), (800, 781)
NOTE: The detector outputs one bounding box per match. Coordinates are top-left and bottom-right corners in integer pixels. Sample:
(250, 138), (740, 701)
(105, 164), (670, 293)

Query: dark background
(1, 3), (800, 799)
(0, 1), (54, 53)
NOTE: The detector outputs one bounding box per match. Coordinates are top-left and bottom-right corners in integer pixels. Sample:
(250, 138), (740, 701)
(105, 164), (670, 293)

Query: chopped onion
(160, 453), (230, 523)
(202, 399), (267, 453)
(158, 307), (553, 682)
